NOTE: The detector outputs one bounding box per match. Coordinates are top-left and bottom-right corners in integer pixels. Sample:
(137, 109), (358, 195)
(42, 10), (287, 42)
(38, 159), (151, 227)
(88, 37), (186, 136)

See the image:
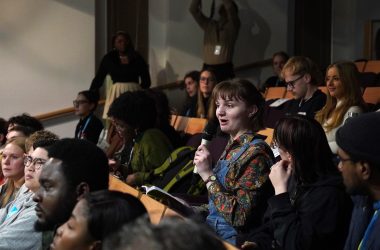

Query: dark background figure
(146, 89), (182, 149)
(181, 70), (200, 117)
(190, 0), (240, 82)
(90, 31), (151, 119)
(107, 91), (172, 187)
(74, 90), (104, 144)
(336, 112), (380, 250)
(260, 51), (289, 92)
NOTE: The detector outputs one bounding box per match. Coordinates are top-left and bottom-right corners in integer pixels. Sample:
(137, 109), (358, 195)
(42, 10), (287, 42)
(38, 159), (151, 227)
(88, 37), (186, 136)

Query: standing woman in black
(90, 31), (151, 119)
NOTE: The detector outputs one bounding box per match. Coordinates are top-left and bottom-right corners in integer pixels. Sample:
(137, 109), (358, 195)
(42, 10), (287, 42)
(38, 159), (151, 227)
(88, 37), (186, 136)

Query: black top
(74, 114), (104, 144)
(286, 89), (326, 118)
(90, 50), (151, 90)
(239, 175), (353, 250)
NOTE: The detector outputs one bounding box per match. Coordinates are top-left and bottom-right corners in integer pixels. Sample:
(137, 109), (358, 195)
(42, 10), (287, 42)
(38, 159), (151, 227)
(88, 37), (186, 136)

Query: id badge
(214, 45), (222, 55)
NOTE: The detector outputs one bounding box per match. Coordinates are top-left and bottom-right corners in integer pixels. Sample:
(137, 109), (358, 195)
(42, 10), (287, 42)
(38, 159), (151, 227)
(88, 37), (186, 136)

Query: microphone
(193, 119), (218, 174)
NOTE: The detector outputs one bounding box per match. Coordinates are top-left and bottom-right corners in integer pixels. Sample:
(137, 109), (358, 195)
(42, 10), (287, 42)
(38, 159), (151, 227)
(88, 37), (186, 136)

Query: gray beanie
(336, 112), (380, 166)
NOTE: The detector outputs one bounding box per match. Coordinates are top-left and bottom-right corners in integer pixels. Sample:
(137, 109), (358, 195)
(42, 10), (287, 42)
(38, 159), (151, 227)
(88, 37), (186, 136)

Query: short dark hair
(104, 217), (226, 250)
(47, 138), (109, 191)
(184, 70), (200, 83)
(8, 113), (44, 132)
(274, 115), (337, 184)
(0, 118), (8, 144)
(78, 90), (100, 111)
(8, 125), (35, 138)
(84, 190), (147, 242)
(107, 91), (157, 131)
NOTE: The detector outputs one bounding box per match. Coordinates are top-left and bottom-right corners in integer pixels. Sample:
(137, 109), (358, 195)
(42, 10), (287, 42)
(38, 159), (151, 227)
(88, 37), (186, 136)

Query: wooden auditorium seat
(364, 60), (380, 74)
(264, 87), (286, 100)
(108, 175), (177, 224)
(170, 114), (178, 127)
(283, 90), (293, 99)
(173, 115), (189, 132)
(258, 128), (274, 145)
(354, 61), (366, 72)
(184, 117), (208, 135)
(362, 86), (380, 104)
(109, 175), (239, 250)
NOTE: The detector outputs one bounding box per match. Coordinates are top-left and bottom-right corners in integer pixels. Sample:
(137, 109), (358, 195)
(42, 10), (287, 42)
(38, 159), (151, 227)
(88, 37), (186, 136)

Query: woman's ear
(303, 73), (312, 84)
(248, 105), (258, 118)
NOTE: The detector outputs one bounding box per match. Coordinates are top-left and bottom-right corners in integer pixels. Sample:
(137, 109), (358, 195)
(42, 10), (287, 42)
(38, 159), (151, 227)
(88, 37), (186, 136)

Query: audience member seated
(33, 138), (109, 249)
(0, 132), (58, 250)
(260, 51), (289, 92)
(193, 79), (274, 245)
(263, 56), (326, 128)
(51, 190), (148, 250)
(146, 89), (182, 148)
(336, 112), (380, 250)
(315, 61), (366, 154)
(6, 125), (34, 141)
(181, 70), (200, 116)
(7, 113), (43, 133)
(104, 217), (227, 250)
(73, 90), (104, 144)
(107, 91), (172, 187)
(240, 115), (352, 250)
(0, 137), (27, 208)
(186, 69), (218, 119)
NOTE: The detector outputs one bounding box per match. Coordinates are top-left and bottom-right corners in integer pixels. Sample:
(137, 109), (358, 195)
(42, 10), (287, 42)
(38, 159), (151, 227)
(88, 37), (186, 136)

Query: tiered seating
(362, 87), (380, 104)
(364, 60), (380, 74)
(264, 87), (286, 100)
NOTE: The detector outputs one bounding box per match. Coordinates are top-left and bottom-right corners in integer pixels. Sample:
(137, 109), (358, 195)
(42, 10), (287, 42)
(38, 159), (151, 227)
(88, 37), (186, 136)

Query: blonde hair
(0, 137), (26, 208)
(315, 61), (366, 131)
(281, 56), (322, 85)
(196, 69), (217, 119)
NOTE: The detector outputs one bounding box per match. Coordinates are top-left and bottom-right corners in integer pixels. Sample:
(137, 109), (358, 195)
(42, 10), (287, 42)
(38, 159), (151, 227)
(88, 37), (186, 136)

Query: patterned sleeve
(208, 153), (271, 227)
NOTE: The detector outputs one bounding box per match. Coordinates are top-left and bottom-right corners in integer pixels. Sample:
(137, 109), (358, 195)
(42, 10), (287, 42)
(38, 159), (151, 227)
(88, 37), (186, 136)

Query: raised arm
(223, 0), (240, 29)
(189, 0), (209, 30)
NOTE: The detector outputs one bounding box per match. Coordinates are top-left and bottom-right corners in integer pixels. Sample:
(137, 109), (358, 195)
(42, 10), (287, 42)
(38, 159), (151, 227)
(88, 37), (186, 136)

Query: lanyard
(77, 115), (92, 139)
(358, 200), (380, 250)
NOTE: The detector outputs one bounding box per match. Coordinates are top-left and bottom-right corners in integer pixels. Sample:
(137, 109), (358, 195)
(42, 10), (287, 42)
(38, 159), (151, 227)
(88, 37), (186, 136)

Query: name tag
(214, 45), (222, 55)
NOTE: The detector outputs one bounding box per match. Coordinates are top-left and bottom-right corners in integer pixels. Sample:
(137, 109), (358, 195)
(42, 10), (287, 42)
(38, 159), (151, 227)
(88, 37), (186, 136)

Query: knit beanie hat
(336, 112), (380, 166)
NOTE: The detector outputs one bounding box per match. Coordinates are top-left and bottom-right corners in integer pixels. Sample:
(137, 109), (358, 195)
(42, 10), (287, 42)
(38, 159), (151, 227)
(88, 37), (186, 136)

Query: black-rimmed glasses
(24, 155), (47, 170)
(285, 74), (304, 88)
(73, 100), (89, 106)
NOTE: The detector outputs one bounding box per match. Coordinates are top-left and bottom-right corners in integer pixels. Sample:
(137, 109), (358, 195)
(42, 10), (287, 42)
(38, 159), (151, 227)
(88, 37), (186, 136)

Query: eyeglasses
(24, 155), (47, 170)
(285, 74), (304, 88)
(200, 77), (216, 83)
(336, 155), (354, 163)
(73, 100), (89, 106)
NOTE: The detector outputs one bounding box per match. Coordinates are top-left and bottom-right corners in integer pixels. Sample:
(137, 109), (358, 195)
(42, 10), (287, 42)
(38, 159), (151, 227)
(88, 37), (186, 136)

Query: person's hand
(125, 174), (137, 186)
(193, 144), (213, 180)
(269, 160), (292, 195)
(241, 241), (258, 249)
(108, 158), (120, 172)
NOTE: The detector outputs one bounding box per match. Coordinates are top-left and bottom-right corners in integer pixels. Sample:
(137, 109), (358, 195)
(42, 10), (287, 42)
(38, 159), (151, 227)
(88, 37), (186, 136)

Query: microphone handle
(193, 139), (211, 174)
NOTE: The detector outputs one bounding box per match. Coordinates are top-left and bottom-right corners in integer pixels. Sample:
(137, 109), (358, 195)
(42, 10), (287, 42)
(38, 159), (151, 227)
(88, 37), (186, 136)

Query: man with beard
(33, 138), (109, 249)
(336, 112), (380, 250)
